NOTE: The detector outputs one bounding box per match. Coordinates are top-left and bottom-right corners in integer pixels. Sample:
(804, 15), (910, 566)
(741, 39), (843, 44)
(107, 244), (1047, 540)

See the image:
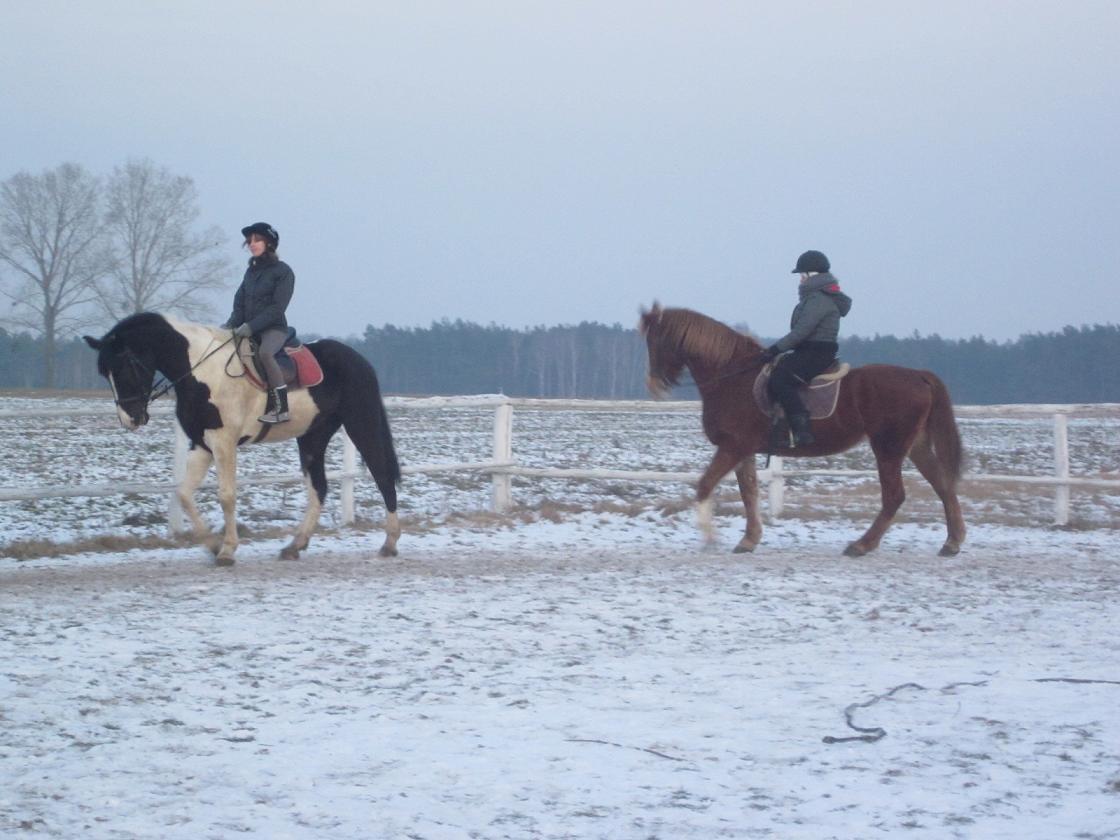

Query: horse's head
(640, 303), (762, 398)
(83, 329), (158, 430)
(639, 301), (685, 399)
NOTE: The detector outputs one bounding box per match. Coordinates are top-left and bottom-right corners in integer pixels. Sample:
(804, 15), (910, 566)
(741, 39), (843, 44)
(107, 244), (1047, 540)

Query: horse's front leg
(177, 444), (218, 550)
(696, 446), (744, 546)
(211, 440), (240, 566)
(732, 457), (764, 553)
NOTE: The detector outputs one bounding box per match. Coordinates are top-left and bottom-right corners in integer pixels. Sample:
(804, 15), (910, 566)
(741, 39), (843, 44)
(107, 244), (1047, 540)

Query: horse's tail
(356, 364), (401, 488)
(922, 371), (963, 488)
(374, 390), (402, 487)
(324, 341), (401, 508)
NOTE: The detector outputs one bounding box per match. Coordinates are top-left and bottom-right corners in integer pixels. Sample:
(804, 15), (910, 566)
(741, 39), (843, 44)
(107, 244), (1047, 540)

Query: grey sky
(2, 1), (1117, 341)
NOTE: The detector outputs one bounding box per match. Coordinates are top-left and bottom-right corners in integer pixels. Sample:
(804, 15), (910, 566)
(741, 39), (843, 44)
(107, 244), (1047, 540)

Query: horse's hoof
(938, 542), (960, 557)
(843, 543), (867, 557)
(215, 554), (235, 567)
(378, 543), (399, 558)
(276, 542), (302, 562)
(732, 541), (756, 554)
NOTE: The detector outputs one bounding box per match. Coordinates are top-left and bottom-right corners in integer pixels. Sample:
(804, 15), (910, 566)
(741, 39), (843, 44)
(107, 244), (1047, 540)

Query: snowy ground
(3, 395), (1119, 837)
(3, 514), (1119, 839)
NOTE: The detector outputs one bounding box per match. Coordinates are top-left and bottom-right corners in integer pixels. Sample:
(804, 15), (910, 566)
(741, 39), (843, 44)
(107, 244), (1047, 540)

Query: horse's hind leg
(844, 451), (908, 557)
(908, 432), (966, 556)
(282, 419), (341, 560)
(732, 458), (764, 553)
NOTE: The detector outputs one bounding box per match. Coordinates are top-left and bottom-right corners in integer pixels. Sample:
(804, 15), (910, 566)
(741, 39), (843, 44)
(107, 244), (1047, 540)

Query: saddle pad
(242, 345), (324, 391)
(753, 365), (844, 420)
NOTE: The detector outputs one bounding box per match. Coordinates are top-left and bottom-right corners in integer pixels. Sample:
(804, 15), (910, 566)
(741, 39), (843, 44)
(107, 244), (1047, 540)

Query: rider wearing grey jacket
(760, 250), (853, 448)
(223, 222), (295, 424)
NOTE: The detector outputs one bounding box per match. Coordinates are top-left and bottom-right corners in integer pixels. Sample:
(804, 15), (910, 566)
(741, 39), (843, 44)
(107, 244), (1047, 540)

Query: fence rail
(1, 398), (1118, 531)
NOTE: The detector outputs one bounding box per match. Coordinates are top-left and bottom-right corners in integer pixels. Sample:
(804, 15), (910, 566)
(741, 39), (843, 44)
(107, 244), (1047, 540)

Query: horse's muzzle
(646, 374), (669, 400)
(117, 405), (150, 431)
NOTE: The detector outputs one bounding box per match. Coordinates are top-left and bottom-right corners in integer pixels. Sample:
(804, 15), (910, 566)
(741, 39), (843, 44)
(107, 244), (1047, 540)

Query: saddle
(753, 360), (850, 420)
(237, 328), (324, 392)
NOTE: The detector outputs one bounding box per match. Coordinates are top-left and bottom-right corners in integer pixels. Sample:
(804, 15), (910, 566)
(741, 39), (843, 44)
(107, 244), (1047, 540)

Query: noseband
(111, 347), (162, 414)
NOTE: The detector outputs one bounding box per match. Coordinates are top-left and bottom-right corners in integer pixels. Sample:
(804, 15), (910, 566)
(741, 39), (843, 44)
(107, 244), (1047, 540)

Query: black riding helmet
(241, 222), (279, 247)
(792, 249), (829, 274)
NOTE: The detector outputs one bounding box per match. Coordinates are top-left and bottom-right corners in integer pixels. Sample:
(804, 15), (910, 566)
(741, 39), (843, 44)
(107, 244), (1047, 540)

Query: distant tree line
(9, 319), (1117, 404)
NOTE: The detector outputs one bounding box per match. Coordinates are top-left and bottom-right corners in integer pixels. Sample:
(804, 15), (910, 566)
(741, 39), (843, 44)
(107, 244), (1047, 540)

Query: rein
(116, 335), (238, 411)
(677, 355), (771, 391)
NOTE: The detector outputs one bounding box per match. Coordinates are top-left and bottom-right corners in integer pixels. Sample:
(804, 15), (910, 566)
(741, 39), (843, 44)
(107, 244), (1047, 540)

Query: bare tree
(98, 159), (231, 322)
(0, 163), (109, 387)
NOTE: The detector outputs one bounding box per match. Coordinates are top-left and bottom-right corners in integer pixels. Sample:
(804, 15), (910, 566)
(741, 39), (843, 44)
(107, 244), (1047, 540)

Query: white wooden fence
(1, 398), (1117, 533)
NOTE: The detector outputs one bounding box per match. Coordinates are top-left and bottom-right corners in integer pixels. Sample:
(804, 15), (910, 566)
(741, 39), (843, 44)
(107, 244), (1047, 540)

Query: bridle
(648, 325), (770, 393)
(110, 335), (237, 416)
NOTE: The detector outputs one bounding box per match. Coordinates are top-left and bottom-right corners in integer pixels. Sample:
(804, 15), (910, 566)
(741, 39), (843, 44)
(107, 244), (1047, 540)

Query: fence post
(1053, 413), (1070, 526)
(768, 455), (784, 520)
(341, 431), (356, 525)
(168, 424), (188, 535)
(492, 401), (513, 512)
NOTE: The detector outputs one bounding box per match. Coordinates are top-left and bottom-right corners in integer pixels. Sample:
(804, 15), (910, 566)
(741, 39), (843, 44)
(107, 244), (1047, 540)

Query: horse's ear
(83, 335), (102, 350)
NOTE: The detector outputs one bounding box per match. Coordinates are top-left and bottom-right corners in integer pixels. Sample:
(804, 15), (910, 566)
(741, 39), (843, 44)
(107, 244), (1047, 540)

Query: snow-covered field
(2, 395), (1119, 838)
(3, 519), (1119, 838)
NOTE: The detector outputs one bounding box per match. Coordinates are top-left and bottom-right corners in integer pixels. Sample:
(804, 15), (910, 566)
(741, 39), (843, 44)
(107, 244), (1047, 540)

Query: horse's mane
(656, 307), (762, 366)
(107, 312), (224, 344)
(108, 311), (172, 338)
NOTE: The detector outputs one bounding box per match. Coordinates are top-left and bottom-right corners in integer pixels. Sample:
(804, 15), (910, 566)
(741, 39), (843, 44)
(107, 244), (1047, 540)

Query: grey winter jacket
(223, 256), (295, 336)
(772, 272), (852, 353)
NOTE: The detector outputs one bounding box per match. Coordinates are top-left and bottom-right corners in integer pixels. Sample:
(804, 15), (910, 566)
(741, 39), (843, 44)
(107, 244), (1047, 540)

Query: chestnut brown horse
(639, 303), (966, 556)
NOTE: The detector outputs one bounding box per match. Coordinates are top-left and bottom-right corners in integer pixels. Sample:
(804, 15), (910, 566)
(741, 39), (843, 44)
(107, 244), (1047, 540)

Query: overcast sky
(2, 1), (1117, 342)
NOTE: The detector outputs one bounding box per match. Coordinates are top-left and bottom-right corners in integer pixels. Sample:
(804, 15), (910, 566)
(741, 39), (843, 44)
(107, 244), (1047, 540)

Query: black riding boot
(274, 385), (290, 423)
(788, 412), (815, 447)
(768, 416), (791, 451)
(259, 385), (290, 424)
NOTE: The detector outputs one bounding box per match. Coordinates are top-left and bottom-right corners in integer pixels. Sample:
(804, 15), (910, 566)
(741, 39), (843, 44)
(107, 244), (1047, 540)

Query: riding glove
(760, 345), (780, 363)
(233, 323), (253, 338)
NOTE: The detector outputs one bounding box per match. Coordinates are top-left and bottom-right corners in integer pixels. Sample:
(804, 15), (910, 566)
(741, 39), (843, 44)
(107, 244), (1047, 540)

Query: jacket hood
(800, 272), (852, 316)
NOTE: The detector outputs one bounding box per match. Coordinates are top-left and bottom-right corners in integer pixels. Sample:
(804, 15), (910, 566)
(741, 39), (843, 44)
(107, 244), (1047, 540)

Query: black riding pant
(256, 328), (288, 389)
(767, 341), (838, 419)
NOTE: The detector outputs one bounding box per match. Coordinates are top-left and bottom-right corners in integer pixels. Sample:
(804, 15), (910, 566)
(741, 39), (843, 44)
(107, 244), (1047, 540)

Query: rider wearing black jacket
(223, 222), (295, 424)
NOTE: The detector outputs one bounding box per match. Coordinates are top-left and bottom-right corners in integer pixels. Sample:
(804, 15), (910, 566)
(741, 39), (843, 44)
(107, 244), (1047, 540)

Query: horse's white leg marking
(211, 439), (239, 565)
(379, 511), (401, 557)
(177, 446), (214, 541)
(697, 498), (716, 545)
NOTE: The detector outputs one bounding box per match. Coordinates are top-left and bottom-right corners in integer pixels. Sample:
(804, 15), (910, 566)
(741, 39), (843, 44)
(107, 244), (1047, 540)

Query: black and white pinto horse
(84, 312), (401, 565)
